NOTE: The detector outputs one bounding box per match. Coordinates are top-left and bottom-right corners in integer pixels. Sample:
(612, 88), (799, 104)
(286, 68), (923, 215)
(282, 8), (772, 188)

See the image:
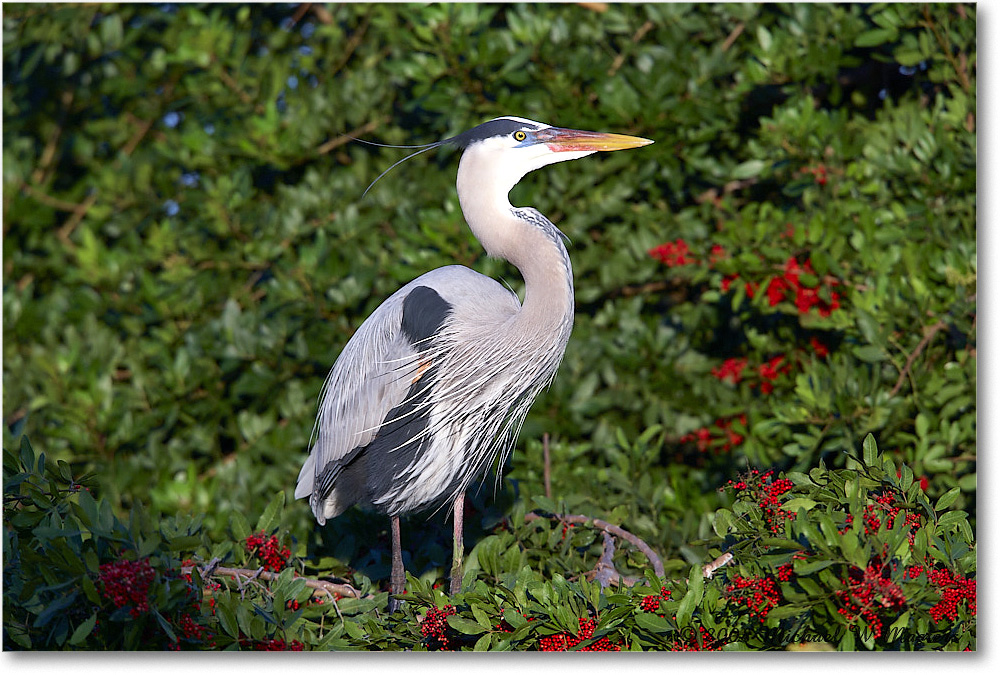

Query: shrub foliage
(3, 3), (974, 650)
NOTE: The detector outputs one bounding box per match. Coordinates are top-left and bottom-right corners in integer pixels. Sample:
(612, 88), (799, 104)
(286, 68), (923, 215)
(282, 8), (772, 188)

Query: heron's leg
(449, 491), (465, 595)
(388, 515), (404, 612)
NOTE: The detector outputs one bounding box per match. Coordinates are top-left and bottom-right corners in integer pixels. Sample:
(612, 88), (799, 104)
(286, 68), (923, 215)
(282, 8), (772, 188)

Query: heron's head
(450, 116), (653, 194)
(360, 116), (652, 199)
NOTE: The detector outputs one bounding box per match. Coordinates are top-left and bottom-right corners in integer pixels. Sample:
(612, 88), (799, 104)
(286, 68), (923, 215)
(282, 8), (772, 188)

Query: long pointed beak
(537, 127), (654, 153)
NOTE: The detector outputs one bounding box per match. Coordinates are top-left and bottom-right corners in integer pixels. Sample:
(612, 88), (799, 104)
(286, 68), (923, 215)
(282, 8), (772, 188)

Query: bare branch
(721, 23), (745, 52)
(524, 512), (665, 577)
(889, 320), (947, 397)
(181, 563), (368, 600)
(702, 552), (733, 578)
(591, 531), (619, 588)
(315, 118), (382, 157)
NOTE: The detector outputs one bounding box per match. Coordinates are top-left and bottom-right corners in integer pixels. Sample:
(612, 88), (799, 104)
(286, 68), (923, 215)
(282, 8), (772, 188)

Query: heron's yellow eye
(513, 130), (527, 142)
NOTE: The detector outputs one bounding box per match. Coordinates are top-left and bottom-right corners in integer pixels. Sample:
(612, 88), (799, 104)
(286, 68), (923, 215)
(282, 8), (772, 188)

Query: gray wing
(295, 264), (519, 523)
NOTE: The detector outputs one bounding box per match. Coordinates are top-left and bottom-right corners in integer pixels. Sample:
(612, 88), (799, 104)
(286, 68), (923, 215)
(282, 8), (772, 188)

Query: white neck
(456, 150), (574, 332)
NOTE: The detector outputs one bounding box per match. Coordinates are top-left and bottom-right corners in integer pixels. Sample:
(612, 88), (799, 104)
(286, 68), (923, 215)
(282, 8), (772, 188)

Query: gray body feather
(295, 253), (572, 523)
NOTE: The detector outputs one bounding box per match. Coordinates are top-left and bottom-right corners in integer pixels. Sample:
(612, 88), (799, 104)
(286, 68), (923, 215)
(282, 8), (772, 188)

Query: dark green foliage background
(3, 2), (975, 650)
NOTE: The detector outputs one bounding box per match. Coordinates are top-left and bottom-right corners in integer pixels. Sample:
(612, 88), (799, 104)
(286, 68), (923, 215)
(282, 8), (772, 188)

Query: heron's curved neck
(456, 157), (574, 328)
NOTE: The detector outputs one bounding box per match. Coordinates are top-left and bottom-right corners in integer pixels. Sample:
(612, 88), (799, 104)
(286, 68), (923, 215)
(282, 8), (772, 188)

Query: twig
(889, 320), (947, 397)
(591, 531), (619, 588)
(610, 280), (671, 299)
(181, 563), (368, 600)
(607, 20), (654, 77)
(721, 23), (745, 52)
(311, 4), (334, 24)
(121, 115), (155, 157)
(19, 183), (84, 212)
(332, 9), (372, 75)
(290, 2), (311, 25)
(542, 432), (552, 500)
(315, 118), (382, 156)
(216, 65), (263, 113)
(702, 552), (733, 578)
(524, 512), (665, 577)
(31, 90), (74, 185)
(56, 191), (98, 245)
(922, 5), (972, 94)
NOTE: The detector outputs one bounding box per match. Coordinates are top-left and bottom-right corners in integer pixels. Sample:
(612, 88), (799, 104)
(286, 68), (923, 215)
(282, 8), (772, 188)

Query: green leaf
(862, 434), (879, 467)
(888, 610), (911, 635)
(139, 534), (162, 558)
(165, 535), (203, 551)
(19, 435), (35, 473)
(255, 491), (285, 533)
(68, 612), (97, 646)
(854, 27), (898, 47)
(794, 558), (835, 576)
(34, 591), (78, 628)
(855, 308), (884, 347)
(934, 487), (961, 512)
(153, 609), (178, 643)
(447, 615), (487, 635)
(675, 564), (704, 628)
(712, 508), (735, 536)
(766, 605), (804, 621)
(732, 159), (765, 180)
(503, 608), (527, 629)
(231, 510), (251, 541)
(936, 510), (968, 531)
(796, 575), (825, 598)
(853, 345), (888, 363)
(634, 611), (672, 632)
(781, 497), (818, 513)
(217, 602), (239, 638)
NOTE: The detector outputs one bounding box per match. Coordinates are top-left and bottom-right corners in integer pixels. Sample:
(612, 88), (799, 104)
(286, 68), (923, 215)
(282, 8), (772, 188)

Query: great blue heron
(295, 116), (652, 610)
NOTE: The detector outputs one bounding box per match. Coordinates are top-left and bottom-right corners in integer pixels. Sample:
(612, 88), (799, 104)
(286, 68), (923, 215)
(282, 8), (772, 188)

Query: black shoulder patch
(401, 286), (452, 347)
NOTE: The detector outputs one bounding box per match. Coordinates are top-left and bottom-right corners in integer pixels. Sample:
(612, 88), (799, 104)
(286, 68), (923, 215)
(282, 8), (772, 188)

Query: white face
(456, 116), (651, 199)
(463, 120), (598, 192)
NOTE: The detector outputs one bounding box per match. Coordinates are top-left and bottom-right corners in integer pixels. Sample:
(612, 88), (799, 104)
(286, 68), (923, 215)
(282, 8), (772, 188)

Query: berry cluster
(420, 605), (457, 649)
(809, 335), (830, 358)
(680, 414), (746, 453)
(709, 349), (824, 398)
(799, 163), (829, 186)
(756, 355), (790, 394)
(842, 490), (922, 542)
(725, 575), (783, 622)
(776, 562), (795, 583)
(537, 617), (623, 651)
(99, 557), (156, 618)
(922, 567), (976, 623)
(638, 586), (672, 613)
(648, 239), (697, 267)
(722, 256), (841, 318)
(240, 637), (305, 651)
(723, 470), (796, 534)
(244, 531), (291, 572)
(649, 243), (839, 406)
(835, 564), (906, 640)
(769, 257), (841, 316)
(169, 610), (216, 650)
(711, 357), (748, 384)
